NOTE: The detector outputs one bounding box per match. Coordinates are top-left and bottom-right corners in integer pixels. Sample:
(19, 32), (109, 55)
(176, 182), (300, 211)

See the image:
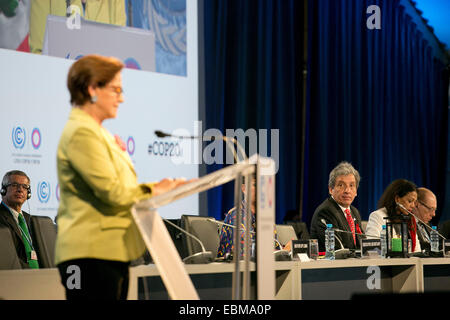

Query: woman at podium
(55, 54), (186, 300)
(29, 0), (127, 54)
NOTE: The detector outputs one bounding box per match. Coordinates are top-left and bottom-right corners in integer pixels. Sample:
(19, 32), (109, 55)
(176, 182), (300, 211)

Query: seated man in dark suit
(413, 187), (437, 252)
(0, 170), (39, 269)
(310, 162), (364, 252)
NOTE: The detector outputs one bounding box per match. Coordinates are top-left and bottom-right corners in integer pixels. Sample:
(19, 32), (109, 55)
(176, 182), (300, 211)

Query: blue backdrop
(203, 0), (304, 223)
(304, 0), (449, 226)
(203, 0), (449, 227)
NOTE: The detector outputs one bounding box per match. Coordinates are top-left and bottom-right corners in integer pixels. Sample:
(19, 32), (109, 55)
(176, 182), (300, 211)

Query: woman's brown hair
(67, 55), (124, 106)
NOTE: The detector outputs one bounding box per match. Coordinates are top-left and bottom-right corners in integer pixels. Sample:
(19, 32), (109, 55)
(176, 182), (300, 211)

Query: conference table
(0, 257), (449, 300)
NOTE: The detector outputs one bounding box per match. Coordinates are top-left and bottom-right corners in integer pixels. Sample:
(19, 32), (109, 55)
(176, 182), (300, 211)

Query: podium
(131, 155), (277, 300)
(42, 15), (156, 72)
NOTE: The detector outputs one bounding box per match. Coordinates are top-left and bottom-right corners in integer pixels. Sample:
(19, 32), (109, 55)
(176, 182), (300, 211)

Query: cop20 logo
(12, 126), (26, 149)
(55, 183), (60, 202)
(11, 126), (42, 150)
(37, 181), (51, 203)
(127, 137), (136, 156)
(31, 128), (42, 149)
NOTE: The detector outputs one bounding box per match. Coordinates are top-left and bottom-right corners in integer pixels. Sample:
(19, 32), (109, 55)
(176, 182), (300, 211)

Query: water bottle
(325, 224), (335, 260)
(380, 225), (387, 258)
(431, 226), (440, 253)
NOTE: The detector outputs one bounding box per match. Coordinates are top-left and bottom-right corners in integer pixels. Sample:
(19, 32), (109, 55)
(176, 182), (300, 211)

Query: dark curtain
(304, 0), (449, 226)
(204, 0), (304, 223)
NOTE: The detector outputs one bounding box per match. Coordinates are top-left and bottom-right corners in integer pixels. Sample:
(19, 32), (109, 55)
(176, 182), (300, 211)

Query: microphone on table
(321, 219), (381, 241)
(207, 218), (290, 261)
(154, 130), (247, 163)
(206, 218), (256, 235)
(163, 219), (214, 264)
(396, 202), (446, 240)
(320, 219), (347, 249)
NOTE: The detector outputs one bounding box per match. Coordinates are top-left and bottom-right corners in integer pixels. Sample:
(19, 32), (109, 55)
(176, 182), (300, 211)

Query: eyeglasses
(334, 182), (357, 191)
(6, 183), (30, 191)
(106, 85), (124, 95)
(418, 201), (436, 212)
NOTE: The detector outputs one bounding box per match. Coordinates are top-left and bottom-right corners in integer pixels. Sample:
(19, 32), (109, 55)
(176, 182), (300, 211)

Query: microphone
(396, 202), (446, 240)
(155, 130), (199, 140)
(207, 218), (283, 247)
(207, 218), (289, 260)
(206, 218), (256, 235)
(321, 219), (380, 240)
(163, 219), (214, 264)
(154, 130), (247, 163)
(154, 130), (170, 138)
(320, 219), (346, 249)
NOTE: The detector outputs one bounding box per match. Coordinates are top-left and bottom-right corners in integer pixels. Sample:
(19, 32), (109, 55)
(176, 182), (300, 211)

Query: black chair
(131, 218), (189, 266)
(164, 218), (189, 259)
(439, 220), (450, 239)
(275, 224), (298, 246)
(284, 221), (310, 240)
(30, 216), (57, 268)
(0, 227), (22, 270)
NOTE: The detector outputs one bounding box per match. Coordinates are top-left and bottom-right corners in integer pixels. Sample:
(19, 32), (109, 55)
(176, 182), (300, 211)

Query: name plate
(292, 240), (309, 258)
(291, 239), (318, 260)
(361, 239), (381, 258)
(444, 239), (450, 258)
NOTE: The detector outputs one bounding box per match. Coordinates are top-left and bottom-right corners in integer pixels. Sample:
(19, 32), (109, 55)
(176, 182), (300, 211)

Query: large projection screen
(0, 0), (199, 220)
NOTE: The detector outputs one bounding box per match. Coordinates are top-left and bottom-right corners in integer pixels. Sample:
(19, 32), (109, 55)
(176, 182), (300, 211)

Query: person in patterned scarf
(217, 178), (288, 259)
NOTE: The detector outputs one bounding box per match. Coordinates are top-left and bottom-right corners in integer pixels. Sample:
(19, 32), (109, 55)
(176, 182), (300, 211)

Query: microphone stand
(396, 202), (446, 240)
(155, 129), (252, 299)
(154, 130), (240, 164)
(163, 219), (214, 264)
(320, 219), (346, 250)
(207, 218), (284, 251)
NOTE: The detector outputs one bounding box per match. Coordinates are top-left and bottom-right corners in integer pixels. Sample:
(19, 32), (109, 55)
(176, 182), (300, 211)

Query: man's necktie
(17, 213), (39, 269)
(345, 208), (356, 245)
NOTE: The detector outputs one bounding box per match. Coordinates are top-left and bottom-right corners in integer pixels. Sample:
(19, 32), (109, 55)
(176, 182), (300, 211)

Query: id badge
(30, 250), (38, 260)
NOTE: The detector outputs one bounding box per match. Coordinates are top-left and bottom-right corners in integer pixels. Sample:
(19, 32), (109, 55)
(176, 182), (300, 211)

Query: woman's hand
(152, 177), (192, 196)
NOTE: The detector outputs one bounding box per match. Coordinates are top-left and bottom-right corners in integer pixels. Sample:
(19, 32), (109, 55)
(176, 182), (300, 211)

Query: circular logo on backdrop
(55, 183), (60, 202)
(37, 181), (51, 203)
(124, 58), (142, 70)
(12, 126), (26, 149)
(31, 128), (41, 149)
(127, 136), (135, 156)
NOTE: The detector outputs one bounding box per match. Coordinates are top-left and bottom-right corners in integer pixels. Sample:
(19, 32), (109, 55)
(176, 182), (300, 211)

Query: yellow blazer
(55, 108), (152, 265)
(29, 0), (126, 53)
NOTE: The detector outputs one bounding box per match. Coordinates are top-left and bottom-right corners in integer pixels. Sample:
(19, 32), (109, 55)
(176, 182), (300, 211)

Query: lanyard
(18, 218), (34, 249)
(1, 202), (34, 249)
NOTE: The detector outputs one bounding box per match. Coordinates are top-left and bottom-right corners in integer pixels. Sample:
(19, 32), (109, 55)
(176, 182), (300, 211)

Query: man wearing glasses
(413, 187), (437, 252)
(0, 170), (39, 269)
(310, 162), (364, 252)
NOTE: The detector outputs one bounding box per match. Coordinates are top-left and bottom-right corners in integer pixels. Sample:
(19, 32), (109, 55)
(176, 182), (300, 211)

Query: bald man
(413, 188), (437, 252)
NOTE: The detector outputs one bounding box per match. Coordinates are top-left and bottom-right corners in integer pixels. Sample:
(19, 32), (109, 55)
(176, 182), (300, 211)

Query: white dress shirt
(366, 207), (421, 253)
